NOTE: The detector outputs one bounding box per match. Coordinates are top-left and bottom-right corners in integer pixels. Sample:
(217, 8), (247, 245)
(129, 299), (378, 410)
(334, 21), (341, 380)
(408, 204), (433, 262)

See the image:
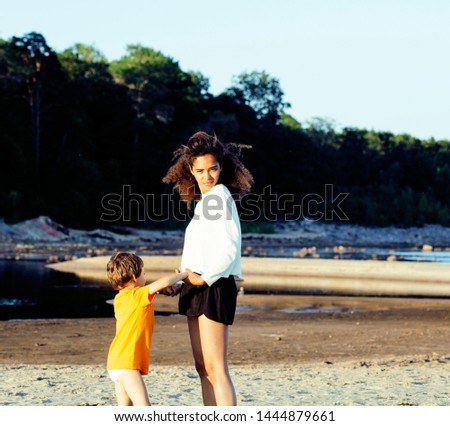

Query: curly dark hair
(162, 131), (254, 205)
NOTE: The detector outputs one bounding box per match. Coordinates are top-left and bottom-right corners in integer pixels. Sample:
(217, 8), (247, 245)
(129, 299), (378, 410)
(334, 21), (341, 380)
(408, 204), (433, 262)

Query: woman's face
(190, 154), (221, 194)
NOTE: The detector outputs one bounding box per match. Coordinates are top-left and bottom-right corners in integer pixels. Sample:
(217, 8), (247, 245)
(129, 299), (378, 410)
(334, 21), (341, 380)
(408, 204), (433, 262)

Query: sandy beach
(2, 360), (449, 406)
(1, 293), (450, 406)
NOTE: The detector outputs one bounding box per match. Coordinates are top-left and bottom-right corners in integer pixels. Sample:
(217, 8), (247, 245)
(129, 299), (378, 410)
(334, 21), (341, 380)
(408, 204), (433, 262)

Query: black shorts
(179, 275), (238, 325)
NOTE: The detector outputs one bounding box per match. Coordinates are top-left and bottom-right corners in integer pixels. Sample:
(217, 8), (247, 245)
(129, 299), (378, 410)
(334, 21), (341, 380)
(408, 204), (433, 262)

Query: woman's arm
(184, 269), (206, 287)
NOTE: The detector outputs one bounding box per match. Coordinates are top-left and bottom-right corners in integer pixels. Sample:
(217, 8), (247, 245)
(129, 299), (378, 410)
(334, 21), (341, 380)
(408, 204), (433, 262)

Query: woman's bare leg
(188, 316), (216, 405)
(188, 314), (236, 406)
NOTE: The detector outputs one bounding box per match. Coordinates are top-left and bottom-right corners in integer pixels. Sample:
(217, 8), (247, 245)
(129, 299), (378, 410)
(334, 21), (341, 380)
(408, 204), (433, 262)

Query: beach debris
(242, 246), (253, 255)
(260, 333), (284, 341)
(9, 216), (70, 242)
(293, 246), (320, 258)
(293, 248), (308, 257)
(4, 216), (450, 268)
(386, 255), (397, 261)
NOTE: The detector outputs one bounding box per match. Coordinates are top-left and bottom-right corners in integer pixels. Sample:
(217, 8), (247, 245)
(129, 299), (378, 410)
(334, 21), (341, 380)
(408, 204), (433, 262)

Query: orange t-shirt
(107, 285), (155, 375)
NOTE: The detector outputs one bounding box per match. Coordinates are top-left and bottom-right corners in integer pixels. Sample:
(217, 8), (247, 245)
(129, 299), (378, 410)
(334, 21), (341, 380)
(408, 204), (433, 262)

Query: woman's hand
(184, 269), (206, 287)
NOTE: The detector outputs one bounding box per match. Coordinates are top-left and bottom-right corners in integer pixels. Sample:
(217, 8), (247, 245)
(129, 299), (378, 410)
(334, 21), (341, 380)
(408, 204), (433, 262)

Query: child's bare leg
(115, 381), (132, 406)
(117, 370), (151, 406)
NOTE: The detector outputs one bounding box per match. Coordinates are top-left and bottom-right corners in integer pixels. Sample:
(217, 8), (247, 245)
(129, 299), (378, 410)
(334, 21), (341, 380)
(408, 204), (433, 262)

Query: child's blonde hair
(106, 252), (144, 290)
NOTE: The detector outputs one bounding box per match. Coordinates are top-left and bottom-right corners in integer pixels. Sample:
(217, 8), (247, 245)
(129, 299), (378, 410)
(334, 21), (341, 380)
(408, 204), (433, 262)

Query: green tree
(110, 45), (199, 126)
(59, 43), (111, 81)
(279, 113), (301, 131)
(54, 44), (137, 227)
(9, 32), (64, 181)
(226, 71), (290, 124)
(109, 44), (206, 192)
(0, 33), (69, 221)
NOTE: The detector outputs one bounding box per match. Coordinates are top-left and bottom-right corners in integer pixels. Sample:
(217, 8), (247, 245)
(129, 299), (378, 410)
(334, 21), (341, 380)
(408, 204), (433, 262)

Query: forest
(1, 32), (450, 230)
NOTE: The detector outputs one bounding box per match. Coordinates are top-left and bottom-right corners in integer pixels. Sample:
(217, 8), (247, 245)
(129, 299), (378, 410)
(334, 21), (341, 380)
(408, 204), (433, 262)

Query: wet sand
(1, 294), (450, 366)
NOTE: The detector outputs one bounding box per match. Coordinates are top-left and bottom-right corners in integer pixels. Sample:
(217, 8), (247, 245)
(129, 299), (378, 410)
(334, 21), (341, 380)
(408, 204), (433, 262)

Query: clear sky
(1, 0), (449, 140)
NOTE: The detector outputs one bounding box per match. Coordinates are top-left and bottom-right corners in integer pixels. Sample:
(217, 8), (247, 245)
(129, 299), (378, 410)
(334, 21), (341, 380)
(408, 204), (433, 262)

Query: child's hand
(184, 269), (206, 287)
(175, 267), (189, 281)
(159, 283), (182, 297)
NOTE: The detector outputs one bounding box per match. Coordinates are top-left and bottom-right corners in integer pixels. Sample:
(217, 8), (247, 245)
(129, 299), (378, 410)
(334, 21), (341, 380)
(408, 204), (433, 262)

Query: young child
(106, 252), (187, 406)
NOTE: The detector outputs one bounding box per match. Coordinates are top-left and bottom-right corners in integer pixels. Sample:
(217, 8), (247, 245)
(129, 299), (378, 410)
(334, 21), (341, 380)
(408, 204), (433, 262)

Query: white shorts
(108, 369), (144, 383)
(108, 369), (127, 383)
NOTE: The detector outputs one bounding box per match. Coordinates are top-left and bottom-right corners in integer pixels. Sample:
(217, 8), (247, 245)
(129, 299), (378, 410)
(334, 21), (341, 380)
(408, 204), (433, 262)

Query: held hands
(158, 283), (182, 297)
(160, 267), (205, 290)
(184, 268), (206, 287)
(165, 269), (188, 296)
(157, 269), (187, 297)
(156, 269), (205, 293)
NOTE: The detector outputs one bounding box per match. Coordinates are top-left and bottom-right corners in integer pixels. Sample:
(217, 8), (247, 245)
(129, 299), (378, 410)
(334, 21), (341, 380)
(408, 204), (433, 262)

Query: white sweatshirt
(180, 184), (242, 286)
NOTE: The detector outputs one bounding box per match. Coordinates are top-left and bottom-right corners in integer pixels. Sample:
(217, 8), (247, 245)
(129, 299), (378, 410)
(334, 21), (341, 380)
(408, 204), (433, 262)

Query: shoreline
(46, 255), (450, 297)
(2, 216), (450, 263)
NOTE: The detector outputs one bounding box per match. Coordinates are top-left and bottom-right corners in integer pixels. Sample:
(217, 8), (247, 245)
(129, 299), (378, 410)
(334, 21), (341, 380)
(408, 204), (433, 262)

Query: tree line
(1, 32), (449, 230)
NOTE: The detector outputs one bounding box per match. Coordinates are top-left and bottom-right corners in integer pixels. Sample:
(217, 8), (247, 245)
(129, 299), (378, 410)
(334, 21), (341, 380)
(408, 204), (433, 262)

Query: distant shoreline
(46, 255), (450, 298)
(2, 216), (450, 263)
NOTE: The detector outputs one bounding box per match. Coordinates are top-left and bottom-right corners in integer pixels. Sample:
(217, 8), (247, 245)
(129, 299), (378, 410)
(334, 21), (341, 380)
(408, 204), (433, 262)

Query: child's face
(135, 268), (146, 287)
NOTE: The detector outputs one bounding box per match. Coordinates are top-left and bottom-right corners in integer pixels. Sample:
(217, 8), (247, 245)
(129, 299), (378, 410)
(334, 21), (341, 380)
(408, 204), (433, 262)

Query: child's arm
(158, 282), (182, 297)
(157, 267), (184, 296)
(147, 272), (187, 295)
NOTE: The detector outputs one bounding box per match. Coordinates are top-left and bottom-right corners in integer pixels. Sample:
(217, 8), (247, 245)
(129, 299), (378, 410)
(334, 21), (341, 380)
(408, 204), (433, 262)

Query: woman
(163, 131), (253, 406)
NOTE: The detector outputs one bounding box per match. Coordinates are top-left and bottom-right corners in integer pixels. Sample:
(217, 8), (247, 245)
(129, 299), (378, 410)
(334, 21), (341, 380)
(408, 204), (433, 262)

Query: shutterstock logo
(100, 184), (349, 223)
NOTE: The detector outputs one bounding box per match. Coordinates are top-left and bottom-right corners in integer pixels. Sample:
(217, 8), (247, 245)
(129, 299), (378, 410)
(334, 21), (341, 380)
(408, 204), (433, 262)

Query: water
(289, 247), (450, 263)
(1, 248), (449, 320)
(0, 260), (115, 320)
(375, 250), (450, 263)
